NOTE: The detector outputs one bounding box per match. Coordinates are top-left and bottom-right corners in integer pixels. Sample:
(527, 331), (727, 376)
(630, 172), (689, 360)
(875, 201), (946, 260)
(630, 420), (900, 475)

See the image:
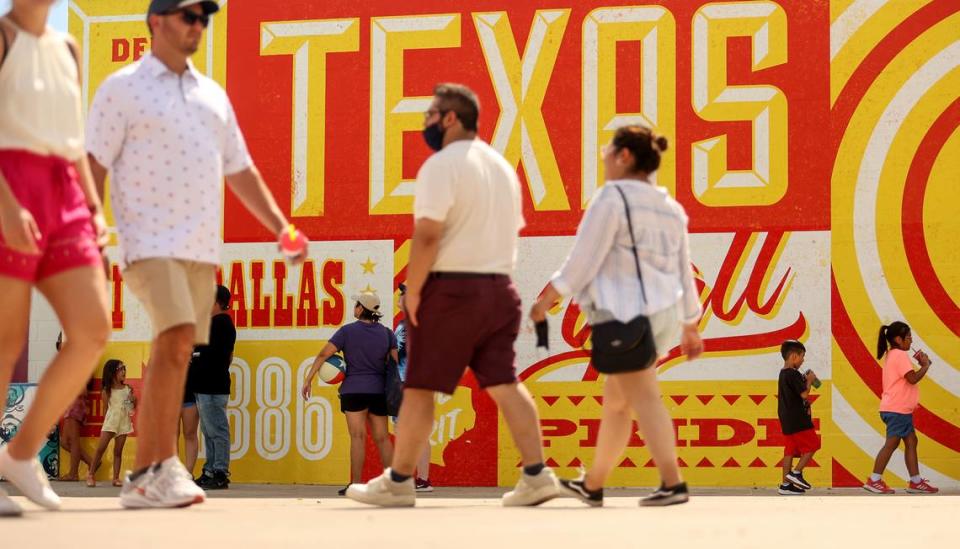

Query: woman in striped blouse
(530, 124), (703, 508)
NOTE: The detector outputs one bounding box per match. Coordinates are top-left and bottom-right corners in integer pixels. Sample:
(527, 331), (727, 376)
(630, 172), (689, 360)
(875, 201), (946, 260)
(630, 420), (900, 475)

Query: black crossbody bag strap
(0, 23), (9, 69)
(612, 184), (648, 303)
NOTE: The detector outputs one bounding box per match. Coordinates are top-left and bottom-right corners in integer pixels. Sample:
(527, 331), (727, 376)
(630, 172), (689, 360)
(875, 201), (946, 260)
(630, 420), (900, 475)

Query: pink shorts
(0, 149), (101, 282)
(64, 396), (87, 423)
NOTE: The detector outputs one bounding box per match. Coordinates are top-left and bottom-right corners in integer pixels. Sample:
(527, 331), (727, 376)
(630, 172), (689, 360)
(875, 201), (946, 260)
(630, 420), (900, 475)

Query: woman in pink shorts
(0, 0), (111, 517)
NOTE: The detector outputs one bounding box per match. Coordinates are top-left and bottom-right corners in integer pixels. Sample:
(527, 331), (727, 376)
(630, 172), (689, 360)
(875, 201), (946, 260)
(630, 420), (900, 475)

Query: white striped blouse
(550, 180), (702, 325)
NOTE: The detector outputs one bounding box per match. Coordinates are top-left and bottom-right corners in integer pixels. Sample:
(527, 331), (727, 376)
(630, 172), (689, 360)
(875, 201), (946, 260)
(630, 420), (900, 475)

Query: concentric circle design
(831, 3), (960, 486)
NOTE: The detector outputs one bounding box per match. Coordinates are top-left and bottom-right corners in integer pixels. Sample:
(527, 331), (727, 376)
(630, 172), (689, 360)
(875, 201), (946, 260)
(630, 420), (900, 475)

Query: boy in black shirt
(777, 340), (819, 495)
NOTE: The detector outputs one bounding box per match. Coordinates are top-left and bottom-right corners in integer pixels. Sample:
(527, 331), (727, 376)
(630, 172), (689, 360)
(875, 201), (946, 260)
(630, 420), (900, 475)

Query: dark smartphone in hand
(535, 319), (549, 350)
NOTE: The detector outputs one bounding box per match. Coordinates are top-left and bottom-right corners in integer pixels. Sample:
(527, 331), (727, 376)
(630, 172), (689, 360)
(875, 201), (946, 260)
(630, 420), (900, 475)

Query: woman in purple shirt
(302, 292), (398, 495)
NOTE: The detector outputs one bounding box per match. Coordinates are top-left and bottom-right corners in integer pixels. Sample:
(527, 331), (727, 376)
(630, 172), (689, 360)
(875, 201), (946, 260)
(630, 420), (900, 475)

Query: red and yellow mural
(59, 0), (958, 487)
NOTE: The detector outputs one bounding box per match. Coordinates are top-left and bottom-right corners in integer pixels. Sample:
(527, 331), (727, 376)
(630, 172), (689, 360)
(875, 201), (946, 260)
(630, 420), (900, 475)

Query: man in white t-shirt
(347, 83), (560, 507)
(86, 0), (308, 509)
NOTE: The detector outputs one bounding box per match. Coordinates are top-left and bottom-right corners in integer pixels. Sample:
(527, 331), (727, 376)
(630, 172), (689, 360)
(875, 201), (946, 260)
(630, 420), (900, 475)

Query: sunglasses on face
(165, 9), (210, 28)
(424, 108), (449, 121)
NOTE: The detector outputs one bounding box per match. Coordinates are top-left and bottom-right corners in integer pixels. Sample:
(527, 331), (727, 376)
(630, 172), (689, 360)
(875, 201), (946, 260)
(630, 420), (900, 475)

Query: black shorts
(340, 393), (388, 416)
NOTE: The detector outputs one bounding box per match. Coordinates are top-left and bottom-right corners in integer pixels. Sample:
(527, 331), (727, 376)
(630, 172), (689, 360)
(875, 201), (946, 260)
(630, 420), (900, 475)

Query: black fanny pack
(590, 185), (657, 374)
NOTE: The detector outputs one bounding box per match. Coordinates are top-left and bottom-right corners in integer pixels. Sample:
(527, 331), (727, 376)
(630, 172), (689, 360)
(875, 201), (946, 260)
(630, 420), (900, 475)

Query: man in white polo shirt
(86, 0), (308, 509)
(347, 83), (560, 507)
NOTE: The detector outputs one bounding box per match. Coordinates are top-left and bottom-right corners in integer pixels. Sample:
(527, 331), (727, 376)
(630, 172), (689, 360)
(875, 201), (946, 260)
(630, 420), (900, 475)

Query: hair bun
(654, 135), (669, 152)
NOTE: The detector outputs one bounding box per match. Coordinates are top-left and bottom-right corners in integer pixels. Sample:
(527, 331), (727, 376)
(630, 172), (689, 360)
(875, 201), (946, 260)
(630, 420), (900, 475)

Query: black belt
(429, 272), (507, 279)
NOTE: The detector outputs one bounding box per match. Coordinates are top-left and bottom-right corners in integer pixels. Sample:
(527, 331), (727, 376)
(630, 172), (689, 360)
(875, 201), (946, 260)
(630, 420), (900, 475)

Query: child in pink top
(863, 321), (937, 494)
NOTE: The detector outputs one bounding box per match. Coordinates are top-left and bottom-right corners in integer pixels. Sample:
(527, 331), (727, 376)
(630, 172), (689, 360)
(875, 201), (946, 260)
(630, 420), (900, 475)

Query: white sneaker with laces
(345, 468), (415, 507)
(502, 467), (561, 507)
(0, 446), (60, 510)
(0, 485), (24, 517)
(120, 457), (206, 509)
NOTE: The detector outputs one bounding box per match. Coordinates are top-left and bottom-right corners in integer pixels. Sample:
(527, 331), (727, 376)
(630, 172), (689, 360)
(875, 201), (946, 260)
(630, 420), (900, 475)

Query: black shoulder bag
(383, 327), (404, 416)
(589, 185), (658, 374)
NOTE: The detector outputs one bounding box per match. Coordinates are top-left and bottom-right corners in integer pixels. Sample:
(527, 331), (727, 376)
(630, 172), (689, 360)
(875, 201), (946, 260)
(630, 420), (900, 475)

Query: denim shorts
(880, 411), (915, 438)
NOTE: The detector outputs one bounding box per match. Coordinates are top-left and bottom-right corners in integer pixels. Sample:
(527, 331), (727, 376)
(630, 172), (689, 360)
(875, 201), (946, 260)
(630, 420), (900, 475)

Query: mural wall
(48, 0), (957, 487)
(3, 386), (60, 479)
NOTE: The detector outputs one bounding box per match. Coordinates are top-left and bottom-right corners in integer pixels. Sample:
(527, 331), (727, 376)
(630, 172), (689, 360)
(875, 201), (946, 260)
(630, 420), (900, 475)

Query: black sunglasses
(165, 9), (210, 28)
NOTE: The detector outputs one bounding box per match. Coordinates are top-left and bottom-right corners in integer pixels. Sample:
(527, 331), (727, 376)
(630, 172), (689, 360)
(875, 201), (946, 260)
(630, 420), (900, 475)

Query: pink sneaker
(863, 478), (895, 494)
(906, 479), (938, 494)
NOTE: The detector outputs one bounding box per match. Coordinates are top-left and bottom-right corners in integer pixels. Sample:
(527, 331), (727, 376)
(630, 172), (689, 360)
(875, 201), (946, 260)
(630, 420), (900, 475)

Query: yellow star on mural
(361, 284), (377, 295)
(361, 258), (377, 274)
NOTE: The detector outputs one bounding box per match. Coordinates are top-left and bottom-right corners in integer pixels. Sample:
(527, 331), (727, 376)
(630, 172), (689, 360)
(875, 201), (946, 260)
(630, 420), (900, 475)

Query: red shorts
(405, 274), (521, 395)
(0, 150), (101, 282)
(783, 428), (821, 457)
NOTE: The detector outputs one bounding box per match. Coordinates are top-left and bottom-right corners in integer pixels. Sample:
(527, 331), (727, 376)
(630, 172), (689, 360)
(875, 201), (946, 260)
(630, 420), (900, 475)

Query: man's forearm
(88, 153), (109, 203)
(226, 166), (288, 235)
(405, 235), (441, 295)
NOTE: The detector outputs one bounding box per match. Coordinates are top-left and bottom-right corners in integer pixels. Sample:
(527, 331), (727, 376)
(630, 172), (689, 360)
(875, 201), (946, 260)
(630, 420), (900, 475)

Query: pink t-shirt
(879, 349), (919, 414)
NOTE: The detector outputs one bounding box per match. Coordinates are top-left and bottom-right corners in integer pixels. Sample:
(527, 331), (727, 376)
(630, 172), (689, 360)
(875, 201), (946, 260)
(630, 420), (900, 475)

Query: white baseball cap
(351, 292), (381, 312)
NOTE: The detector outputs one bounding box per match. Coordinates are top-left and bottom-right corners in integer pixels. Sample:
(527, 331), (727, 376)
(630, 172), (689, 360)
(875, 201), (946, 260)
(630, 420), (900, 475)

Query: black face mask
(422, 121), (445, 151)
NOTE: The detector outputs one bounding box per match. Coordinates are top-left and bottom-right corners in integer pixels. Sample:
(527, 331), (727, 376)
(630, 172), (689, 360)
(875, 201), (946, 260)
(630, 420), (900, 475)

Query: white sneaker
(120, 457), (206, 509)
(0, 485), (23, 517)
(0, 446), (60, 510)
(345, 469), (415, 507)
(502, 467), (561, 507)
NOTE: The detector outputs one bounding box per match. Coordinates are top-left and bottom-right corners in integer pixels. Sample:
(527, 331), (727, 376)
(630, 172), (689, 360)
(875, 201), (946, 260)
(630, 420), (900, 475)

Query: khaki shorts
(123, 258), (217, 344)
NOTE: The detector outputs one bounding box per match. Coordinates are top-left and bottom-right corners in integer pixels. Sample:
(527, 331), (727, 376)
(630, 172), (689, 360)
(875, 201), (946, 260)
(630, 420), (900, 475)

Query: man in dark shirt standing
(194, 285), (237, 490)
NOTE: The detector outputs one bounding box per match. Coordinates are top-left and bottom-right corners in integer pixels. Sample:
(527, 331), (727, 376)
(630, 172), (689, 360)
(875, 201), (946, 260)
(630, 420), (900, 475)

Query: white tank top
(0, 20), (84, 161)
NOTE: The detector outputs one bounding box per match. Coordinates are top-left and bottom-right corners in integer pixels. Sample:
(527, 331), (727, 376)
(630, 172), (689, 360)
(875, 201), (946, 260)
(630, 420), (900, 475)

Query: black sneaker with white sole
(785, 471), (812, 490)
(778, 482), (805, 495)
(558, 478), (603, 507)
(640, 482), (689, 507)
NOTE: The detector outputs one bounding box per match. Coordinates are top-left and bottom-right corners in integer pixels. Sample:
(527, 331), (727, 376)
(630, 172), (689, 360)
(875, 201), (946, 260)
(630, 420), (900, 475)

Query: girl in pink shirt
(863, 321), (937, 494)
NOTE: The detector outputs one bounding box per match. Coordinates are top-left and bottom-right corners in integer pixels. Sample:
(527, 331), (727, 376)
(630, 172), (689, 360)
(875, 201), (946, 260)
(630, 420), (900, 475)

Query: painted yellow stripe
(832, 15), (960, 415)
(393, 239), (411, 277)
(830, 0), (934, 104)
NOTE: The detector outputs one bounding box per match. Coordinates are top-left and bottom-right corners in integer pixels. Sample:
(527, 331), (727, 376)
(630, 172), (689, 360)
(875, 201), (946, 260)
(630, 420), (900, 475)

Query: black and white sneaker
(640, 482), (689, 507)
(785, 470), (812, 490)
(337, 485), (350, 496)
(778, 482), (805, 495)
(558, 477), (603, 507)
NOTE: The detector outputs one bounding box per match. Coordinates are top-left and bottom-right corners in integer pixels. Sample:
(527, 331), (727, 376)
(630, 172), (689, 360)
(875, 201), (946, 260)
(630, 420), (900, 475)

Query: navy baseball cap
(148, 0), (220, 15)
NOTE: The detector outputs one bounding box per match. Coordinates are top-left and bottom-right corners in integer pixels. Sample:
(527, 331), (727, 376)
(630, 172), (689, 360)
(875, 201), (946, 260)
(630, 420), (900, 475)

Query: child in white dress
(87, 360), (136, 487)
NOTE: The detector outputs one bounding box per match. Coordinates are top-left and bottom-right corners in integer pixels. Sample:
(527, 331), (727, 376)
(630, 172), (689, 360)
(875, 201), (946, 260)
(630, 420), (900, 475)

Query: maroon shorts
(783, 428), (821, 457)
(0, 149), (101, 282)
(405, 273), (521, 395)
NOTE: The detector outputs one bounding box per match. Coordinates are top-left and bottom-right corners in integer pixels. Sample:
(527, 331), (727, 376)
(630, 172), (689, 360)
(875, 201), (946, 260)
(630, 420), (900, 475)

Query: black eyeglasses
(424, 108), (449, 121)
(165, 9), (210, 28)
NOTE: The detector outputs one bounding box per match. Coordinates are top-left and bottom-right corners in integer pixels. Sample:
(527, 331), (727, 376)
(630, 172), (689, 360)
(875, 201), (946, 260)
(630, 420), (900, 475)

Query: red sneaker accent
(863, 478), (895, 494)
(907, 479), (939, 494)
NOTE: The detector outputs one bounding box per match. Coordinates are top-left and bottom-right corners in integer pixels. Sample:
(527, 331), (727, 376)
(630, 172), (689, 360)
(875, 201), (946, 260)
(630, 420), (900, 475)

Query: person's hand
(300, 378), (313, 400)
(680, 324), (703, 360)
(1, 203), (41, 254)
(90, 209), (109, 248)
(277, 227), (309, 266)
(805, 369), (816, 382)
(405, 291), (421, 327)
(917, 351), (931, 367)
(288, 236), (308, 266)
(529, 299), (550, 323)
